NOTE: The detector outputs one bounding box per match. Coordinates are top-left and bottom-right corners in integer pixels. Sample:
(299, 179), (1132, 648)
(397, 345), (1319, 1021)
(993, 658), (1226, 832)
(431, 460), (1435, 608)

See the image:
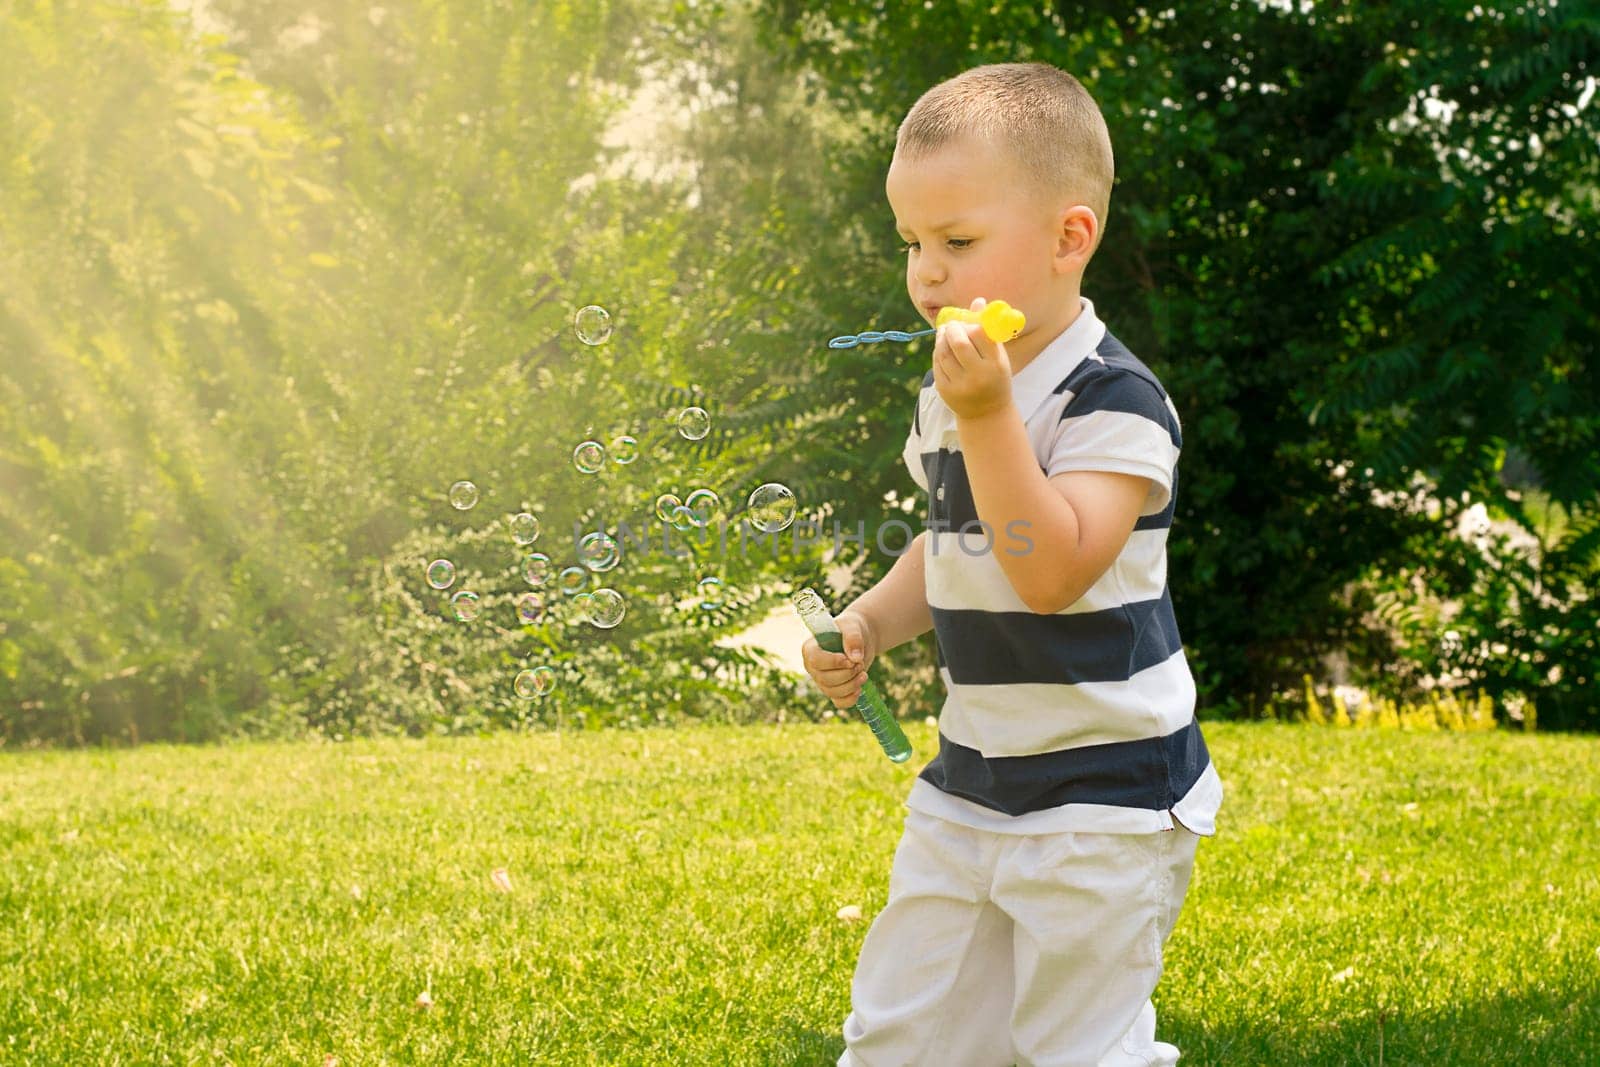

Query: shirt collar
(1009, 296), (1105, 424)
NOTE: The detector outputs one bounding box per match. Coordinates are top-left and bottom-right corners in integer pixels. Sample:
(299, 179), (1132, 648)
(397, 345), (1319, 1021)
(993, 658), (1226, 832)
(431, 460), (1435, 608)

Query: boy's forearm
(841, 531), (933, 654)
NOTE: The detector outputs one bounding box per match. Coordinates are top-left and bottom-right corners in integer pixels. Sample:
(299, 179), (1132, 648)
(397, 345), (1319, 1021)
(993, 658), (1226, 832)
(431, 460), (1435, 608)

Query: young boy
(801, 63), (1223, 1066)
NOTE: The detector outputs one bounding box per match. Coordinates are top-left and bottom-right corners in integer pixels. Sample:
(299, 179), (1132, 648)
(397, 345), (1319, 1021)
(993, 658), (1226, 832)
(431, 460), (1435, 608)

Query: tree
(0, 0), (832, 744)
(725, 0), (1599, 725)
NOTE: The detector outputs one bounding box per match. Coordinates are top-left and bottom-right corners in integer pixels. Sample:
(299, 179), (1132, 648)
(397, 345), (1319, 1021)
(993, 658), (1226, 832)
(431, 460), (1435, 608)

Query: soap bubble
(684, 488), (720, 528)
(610, 435), (638, 465)
(514, 665), (557, 700)
(573, 440), (606, 474)
(698, 576), (724, 609)
(586, 588), (626, 629)
(558, 566), (589, 596)
(574, 305), (613, 346)
(449, 480), (479, 510)
(747, 482), (797, 532)
(510, 512), (541, 545)
(677, 406), (710, 440)
(522, 552), (552, 587)
(669, 504), (698, 533)
(515, 593), (545, 624)
(579, 531), (620, 572)
(450, 590), (481, 622)
(654, 493), (682, 523)
(425, 559), (456, 590)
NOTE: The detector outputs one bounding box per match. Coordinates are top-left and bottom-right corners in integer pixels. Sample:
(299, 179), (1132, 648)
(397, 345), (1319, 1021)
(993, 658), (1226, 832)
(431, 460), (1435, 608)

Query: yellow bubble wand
(827, 300), (1026, 349)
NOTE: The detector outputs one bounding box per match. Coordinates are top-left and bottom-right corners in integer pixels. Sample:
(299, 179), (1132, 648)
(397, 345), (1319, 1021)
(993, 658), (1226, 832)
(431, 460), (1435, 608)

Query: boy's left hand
(933, 297), (1014, 421)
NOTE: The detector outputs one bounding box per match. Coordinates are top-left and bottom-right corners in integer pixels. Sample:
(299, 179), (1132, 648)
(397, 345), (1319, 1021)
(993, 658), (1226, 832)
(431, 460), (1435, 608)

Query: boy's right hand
(801, 610), (877, 710)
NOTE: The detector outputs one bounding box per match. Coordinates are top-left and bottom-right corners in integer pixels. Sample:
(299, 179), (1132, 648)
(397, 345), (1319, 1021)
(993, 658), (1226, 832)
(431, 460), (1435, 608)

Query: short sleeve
(902, 374), (934, 492)
(903, 410), (929, 492)
(1045, 370), (1179, 513)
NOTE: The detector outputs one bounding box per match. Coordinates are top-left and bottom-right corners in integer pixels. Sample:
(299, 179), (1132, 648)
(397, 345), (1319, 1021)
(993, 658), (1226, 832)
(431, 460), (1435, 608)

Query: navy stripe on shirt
(1054, 334), (1184, 451)
(1052, 369), (1182, 451)
(1132, 465), (1177, 531)
(931, 587), (1185, 686)
(919, 716), (1212, 816)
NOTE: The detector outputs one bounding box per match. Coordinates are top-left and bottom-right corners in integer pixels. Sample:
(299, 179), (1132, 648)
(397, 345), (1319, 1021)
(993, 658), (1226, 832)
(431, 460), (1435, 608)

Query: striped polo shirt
(900, 297), (1222, 836)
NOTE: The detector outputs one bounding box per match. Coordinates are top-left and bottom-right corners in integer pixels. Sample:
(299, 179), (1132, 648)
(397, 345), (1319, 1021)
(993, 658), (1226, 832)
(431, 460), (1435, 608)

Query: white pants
(839, 809), (1199, 1067)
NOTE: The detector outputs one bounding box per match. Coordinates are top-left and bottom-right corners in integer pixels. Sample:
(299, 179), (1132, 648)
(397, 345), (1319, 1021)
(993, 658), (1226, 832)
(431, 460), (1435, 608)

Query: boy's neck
(1006, 288), (1083, 377)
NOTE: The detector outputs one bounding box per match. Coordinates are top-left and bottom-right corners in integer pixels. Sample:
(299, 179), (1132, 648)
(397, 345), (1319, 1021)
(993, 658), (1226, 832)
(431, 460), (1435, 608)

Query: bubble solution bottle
(791, 588), (913, 763)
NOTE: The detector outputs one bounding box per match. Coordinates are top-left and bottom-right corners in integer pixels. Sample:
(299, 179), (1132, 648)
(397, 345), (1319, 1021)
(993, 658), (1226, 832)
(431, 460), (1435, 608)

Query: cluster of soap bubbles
(570, 412), (707, 476)
(429, 489), (627, 701)
(652, 486), (722, 533)
(573, 437), (639, 474)
(423, 304), (802, 709)
(578, 531), (620, 571)
(426, 544), (483, 622)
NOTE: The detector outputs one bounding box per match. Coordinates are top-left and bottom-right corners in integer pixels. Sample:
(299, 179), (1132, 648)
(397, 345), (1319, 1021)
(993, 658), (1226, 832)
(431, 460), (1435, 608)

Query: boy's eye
(898, 239), (971, 254)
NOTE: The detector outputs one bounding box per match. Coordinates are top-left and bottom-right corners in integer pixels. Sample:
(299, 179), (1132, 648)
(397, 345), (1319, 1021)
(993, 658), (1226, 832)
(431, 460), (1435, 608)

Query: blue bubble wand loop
(827, 328), (935, 350)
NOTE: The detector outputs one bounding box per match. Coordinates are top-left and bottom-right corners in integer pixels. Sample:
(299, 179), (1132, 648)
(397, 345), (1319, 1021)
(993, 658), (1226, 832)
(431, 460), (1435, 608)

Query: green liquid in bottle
(793, 588), (913, 763)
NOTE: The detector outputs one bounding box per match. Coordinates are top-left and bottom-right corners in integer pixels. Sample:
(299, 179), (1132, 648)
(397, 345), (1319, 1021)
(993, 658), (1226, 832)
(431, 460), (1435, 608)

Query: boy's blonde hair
(896, 62), (1114, 253)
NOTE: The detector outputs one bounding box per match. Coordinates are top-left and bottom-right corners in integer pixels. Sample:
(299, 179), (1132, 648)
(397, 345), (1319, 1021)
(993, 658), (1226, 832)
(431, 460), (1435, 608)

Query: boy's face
(886, 133), (1070, 332)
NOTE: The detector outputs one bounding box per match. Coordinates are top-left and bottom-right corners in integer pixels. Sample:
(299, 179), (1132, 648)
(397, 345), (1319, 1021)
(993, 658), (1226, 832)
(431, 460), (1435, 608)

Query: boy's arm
(933, 313), (1162, 616)
(839, 531), (933, 656)
(958, 406), (1150, 615)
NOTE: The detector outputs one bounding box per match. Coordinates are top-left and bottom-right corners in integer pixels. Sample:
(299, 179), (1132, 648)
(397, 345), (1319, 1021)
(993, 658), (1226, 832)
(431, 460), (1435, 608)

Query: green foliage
(0, 0), (838, 744)
(1351, 487), (1597, 727)
(1283, 673), (1522, 731)
(732, 0), (1599, 726)
(2, 1), (1596, 742)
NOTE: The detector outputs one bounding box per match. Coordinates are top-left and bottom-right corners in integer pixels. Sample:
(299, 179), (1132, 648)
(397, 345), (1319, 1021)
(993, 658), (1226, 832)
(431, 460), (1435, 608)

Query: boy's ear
(1053, 205), (1098, 273)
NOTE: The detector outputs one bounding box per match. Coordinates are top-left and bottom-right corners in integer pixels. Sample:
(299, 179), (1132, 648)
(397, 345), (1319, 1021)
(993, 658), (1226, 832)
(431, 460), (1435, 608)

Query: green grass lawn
(3, 720), (1598, 1065)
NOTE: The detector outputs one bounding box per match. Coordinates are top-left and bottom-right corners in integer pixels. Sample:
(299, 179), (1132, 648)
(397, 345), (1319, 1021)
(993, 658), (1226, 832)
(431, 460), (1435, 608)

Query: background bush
(1, 0), (1595, 744)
